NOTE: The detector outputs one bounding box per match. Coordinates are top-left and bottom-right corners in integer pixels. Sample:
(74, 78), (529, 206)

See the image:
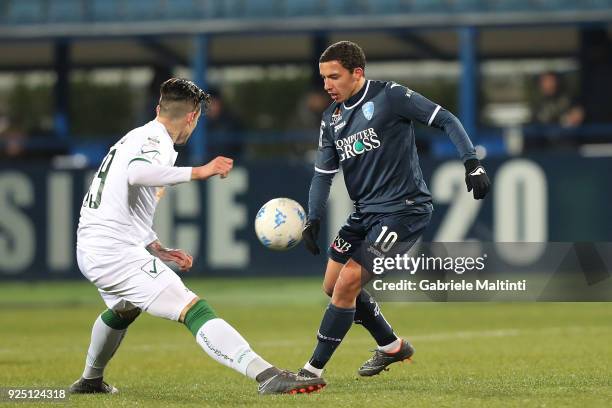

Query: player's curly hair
(159, 78), (211, 116)
(319, 41), (366, 72)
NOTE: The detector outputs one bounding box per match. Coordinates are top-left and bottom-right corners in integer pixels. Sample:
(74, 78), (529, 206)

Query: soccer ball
(255, 198), (306, 250)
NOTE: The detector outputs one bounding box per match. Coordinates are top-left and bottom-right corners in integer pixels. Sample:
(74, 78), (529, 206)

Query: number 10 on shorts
(374, 226), (399, 253)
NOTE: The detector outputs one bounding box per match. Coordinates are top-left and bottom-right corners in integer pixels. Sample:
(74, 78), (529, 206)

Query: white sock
(195, 318), (272, 380)
(246, 357), (274, 381)
(82, 315), (127, 379)
(303, 362), (323, 377)
(378, 337), (402, 353)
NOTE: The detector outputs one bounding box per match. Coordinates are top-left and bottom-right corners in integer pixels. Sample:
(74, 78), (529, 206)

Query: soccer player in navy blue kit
(298, 41), (490, 380)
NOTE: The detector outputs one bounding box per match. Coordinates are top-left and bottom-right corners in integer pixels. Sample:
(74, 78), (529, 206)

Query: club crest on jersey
(362, 102), (374, 120)
(331, 107), (342, 126)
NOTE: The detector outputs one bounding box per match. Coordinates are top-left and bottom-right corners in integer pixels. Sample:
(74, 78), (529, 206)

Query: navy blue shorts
(327, 206), (432, 272)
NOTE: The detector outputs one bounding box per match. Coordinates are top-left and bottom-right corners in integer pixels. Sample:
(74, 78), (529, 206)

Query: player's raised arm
(126, 155), (233, 187)
(303, 120), (340, 255)
(127, 161), (192, 187)
(386, 82), (491, 200)
(191, 156), (234, 180)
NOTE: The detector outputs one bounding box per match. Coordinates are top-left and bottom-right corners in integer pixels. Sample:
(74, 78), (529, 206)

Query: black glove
(464, 159), (491, 200)
(302, 219), (321, 255)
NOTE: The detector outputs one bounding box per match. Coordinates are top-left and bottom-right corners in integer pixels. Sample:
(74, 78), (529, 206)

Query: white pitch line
(0, 326), (607, 354)
(254, 325), (609, 348)
(254, 328), (522, 348)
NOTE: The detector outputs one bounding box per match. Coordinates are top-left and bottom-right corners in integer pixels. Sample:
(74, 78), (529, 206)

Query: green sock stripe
(184, 299), (217, 336)
(100, 309), (135, 330)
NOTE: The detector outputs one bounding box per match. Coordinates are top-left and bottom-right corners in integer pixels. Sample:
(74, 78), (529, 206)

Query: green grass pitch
(1, 277), (611, 407)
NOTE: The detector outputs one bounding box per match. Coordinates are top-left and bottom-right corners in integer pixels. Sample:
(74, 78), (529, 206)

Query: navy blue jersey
(313, 80), (475, 214)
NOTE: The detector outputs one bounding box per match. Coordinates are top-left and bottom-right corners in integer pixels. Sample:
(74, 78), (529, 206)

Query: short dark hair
(159, 78), (211, 117)
(319, 41), (366, 72)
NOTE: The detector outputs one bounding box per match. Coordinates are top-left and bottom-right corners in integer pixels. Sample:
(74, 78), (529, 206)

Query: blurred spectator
(524, 71), (585, 151)
(289, 88), (330, 130)
(531, 71), (584, 127)
(280, 88), (330, 160)
(205, 88), (244, 159)
(0, 115), (28, 159)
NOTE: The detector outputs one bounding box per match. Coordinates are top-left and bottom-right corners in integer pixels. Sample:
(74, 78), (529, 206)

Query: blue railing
(4, 124), (612, 165)
(2, 0), (612, 25)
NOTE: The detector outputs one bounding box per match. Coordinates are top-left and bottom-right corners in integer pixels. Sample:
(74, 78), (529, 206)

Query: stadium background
(1, 2), (612, 407)
(2, 0), (612, 279)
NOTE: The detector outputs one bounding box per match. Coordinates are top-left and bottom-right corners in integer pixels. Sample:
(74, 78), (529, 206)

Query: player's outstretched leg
(182, 297), (325, 395)
(321, 260), (411, 376)
(300, 259), (362, 378)
(354, 289), (415, 376)
(69, 309), (139, 394)
(358, 338), (415, 376)
(300, 302), (355, 378)
(354, 289), (398, 346)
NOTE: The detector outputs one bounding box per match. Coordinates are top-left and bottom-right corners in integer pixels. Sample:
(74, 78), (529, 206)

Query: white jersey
(77, 119), (180, 251)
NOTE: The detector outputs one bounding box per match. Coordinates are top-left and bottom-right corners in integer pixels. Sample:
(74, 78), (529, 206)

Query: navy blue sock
(308, 303), (355, 369)
(354, 290), (397, 347)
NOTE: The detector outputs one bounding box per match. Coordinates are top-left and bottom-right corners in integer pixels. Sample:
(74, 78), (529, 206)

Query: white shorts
(76, 245), (197, 321)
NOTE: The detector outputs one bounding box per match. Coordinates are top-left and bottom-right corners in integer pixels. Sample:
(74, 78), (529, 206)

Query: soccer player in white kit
(69, 78), (325, 396)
